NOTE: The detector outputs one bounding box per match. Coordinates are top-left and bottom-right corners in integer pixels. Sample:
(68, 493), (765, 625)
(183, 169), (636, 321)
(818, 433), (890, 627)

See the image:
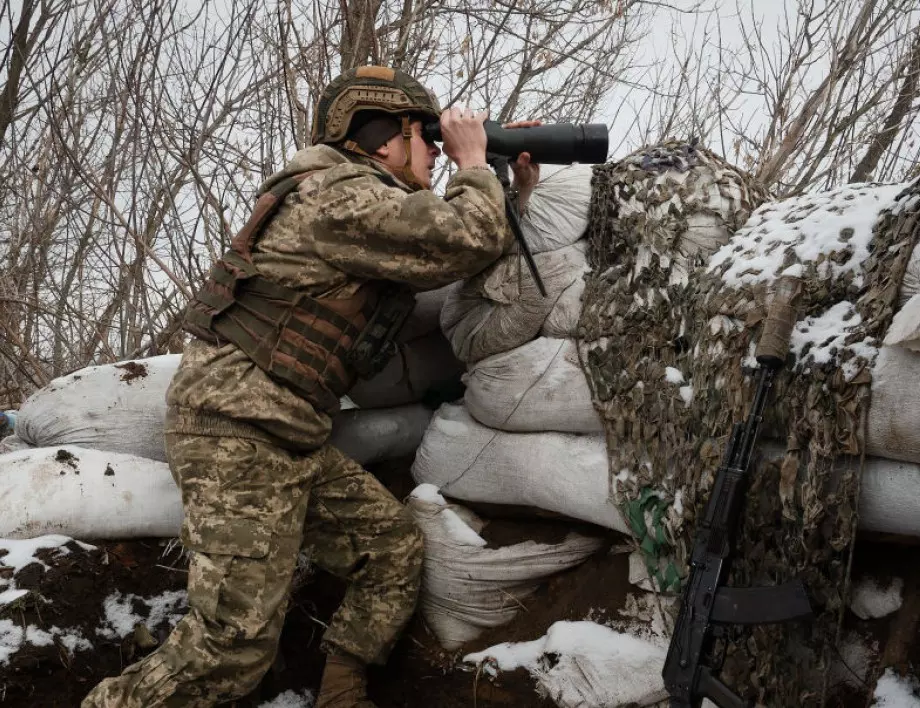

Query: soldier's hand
(503, 120), (542, 192)
(440, 106), (488, 170)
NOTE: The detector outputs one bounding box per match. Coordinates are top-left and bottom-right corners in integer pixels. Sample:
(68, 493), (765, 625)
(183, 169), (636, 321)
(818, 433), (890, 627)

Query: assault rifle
(662, 275), (814, 708)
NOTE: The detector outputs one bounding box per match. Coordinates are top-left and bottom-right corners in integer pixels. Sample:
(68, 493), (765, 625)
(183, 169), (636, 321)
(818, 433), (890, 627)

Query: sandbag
(15, 343), (454, 461)
(866, 344), (920, 464)
(464, 338), (602, 433)
(0, 446), (182, 539)
(412, 403), (628, 532)
(16, 355), (179, 461)
(330, 404), (433, 466)
(397, 283), (462, 343)
(407, 485), (604, 650)
(0, 435), (31, 454)
(883, 292), (920, 352)
(441, 242), (588, 364)
(347, 329), (463, 409)
(412, 404), (920, 538)
(540, 267), (587, 338)
(520, 164), (594, 254)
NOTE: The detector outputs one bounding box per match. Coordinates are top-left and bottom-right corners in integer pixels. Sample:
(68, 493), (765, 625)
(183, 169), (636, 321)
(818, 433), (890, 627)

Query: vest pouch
(348, 287), (416, 379)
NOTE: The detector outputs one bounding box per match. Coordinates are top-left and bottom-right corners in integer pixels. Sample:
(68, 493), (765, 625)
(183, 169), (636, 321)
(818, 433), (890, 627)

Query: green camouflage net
(576, 141), (920, 705)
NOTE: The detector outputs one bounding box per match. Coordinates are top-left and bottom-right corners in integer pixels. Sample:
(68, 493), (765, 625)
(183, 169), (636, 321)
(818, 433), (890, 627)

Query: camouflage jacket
(167, 144), (511, 448)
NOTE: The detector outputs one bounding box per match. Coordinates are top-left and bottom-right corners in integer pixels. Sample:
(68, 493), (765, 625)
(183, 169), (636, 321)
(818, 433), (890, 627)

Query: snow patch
(664, 367), (685, 384)
(0, 619), (93, 665)
(872, 668), (920, 706)
(709, 183), (905, 287)
(0, 535), (96, 608)
(257, 689), (315, 708)
(97, 590), (188, 639)
(464, 620), (668, 707)
(850, 577), (904, 620)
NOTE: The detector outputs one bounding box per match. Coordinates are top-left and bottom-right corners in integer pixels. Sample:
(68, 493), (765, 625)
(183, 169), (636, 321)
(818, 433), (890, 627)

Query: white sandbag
(464, 338), (602, 434)
(16, 340), (455, 462)
(441, 242), (589, 364)
(347, 330), (463, 409)
(413, 404), (920, 538)
(900, 238), (920, 307)
(411, 404), (628, 532)
(883, 293), (920, 352)
(866, 344), (920, 464)
(407, 484), (604, 650)
(520, 164), (594, 254)
(0, 435), (31, 454)
(330, 404), (433, 466)
(540, 267), (587, 338)
(0, 446), (182, 539)
(17, 355), (180, 462)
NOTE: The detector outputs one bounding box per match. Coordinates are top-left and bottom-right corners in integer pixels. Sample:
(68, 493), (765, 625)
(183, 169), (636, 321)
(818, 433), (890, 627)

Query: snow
(664, 367), (685, 384)
(97, 589), (188, 639)
(410, 483), (447, 505)
(872, 668), (920, 707)
(709, 183), (906, 287)
(440, 508), (487, 547)
(850, 576), (904, 620)
(464, 620), (668, 707)
(0, 619), (93, 665)
(257, 689), (315, 708)
(0, 535), (96, 608)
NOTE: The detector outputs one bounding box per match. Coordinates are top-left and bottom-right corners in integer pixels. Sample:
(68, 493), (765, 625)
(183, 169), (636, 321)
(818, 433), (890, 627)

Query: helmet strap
(396, 115), (425, 191)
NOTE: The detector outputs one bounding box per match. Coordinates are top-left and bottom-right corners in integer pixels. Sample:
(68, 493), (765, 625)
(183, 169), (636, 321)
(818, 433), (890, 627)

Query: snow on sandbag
(407, 485), (604, 650)
(16, 356), (180, 462)
(464, 338), (601, 434)
(330, 404), (433, 466)
(520, 164), (594, 254)
(441, 242), (589, 364)
(414, 404), (920, 538)
(464, 620), (669, 708)
(0, 446), (182, 539)
(348, 329), (463, 409)
(411, 403), (628, 532)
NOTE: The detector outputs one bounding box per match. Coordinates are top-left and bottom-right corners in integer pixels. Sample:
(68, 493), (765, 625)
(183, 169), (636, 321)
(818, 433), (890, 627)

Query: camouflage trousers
(82, 428), (424, 708)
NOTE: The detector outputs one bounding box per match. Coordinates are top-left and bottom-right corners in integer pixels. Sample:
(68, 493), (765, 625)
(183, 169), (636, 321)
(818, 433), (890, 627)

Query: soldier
(82, 65), (539, 708)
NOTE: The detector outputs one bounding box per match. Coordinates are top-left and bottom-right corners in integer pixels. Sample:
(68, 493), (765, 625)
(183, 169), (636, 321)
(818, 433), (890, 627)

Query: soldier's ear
(374, 136), (395, 159)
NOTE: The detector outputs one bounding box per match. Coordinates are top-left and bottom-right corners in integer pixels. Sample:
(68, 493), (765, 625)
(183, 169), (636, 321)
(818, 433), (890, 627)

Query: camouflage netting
(576, 138), (920, 705)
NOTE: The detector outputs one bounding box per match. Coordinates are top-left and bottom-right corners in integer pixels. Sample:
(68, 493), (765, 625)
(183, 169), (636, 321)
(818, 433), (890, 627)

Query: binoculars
(421, 120), (609, 165)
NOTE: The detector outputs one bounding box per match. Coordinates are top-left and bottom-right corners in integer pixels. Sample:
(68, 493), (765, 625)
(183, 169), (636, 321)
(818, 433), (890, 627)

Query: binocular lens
(421, 120), (608, 165)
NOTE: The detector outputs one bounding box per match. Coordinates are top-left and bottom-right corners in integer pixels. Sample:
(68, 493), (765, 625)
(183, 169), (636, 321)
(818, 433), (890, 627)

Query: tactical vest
(183, 173), (415, 414)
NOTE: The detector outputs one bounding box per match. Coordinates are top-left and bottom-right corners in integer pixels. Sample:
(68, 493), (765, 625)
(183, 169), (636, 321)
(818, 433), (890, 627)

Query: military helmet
(311, 66), (441, 146)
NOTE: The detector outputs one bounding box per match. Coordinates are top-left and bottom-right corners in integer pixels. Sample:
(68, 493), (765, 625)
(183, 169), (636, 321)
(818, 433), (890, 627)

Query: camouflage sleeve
(312, 165), (512, 290)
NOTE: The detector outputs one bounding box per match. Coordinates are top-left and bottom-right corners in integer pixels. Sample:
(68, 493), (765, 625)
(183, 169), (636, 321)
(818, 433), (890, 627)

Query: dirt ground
(1, 460), (918, 708)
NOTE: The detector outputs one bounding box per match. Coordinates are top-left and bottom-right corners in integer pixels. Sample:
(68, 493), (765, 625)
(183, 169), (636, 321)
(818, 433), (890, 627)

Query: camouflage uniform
(83, 139), (510, 706)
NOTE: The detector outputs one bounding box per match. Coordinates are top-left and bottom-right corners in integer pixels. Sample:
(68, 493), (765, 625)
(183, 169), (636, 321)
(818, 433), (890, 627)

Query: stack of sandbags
(418, 165), (620, 523)
(417, 163), (920, 548)
(0, 287), (462, 539)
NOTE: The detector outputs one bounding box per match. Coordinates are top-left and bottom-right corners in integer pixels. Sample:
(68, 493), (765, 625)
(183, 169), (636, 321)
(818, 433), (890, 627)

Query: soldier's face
(377, 120), (441, 189)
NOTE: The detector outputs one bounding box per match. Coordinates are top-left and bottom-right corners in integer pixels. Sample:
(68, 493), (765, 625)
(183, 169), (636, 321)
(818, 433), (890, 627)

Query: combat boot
(315, 653), (378, 708)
